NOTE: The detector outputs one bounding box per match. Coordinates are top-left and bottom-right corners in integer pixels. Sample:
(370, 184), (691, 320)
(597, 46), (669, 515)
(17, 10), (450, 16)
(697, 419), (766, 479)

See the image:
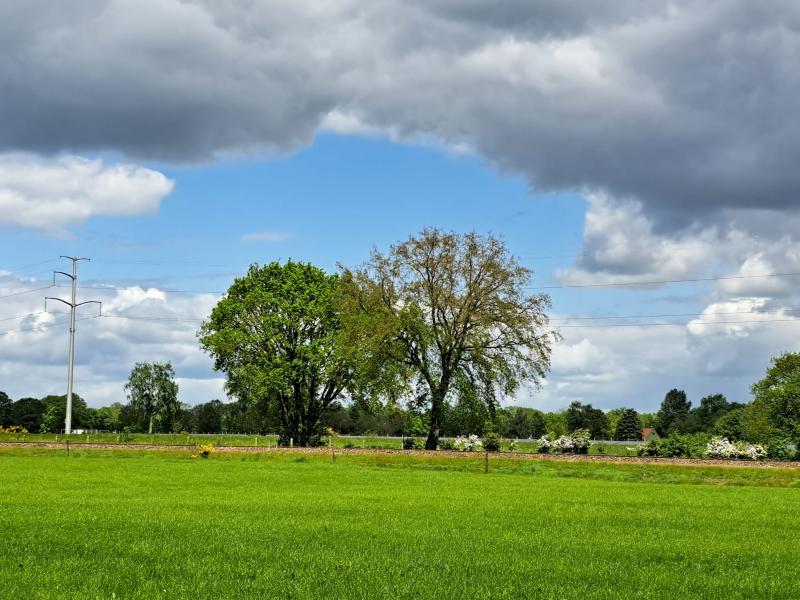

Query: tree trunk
(148, 415), (154, 435)
(425, 391), (444, 450)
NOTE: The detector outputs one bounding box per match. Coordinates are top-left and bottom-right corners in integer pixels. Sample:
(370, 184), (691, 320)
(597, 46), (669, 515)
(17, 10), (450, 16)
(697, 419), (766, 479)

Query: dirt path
(1, 441), (798, 470)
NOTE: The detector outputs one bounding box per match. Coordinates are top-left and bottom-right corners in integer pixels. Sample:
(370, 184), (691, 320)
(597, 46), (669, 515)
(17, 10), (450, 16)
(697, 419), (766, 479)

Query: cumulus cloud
(0, 271), (223, 406)
(524, 299), (800, 411)
(0, 154), (174, 235)
(1, 1), (799, 223)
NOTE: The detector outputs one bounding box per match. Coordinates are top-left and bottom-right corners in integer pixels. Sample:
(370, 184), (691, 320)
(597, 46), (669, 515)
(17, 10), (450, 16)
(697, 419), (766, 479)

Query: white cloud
(241, 230), (294, 242)
(0, 154), (174, 235)
(0, 271), (223, 406)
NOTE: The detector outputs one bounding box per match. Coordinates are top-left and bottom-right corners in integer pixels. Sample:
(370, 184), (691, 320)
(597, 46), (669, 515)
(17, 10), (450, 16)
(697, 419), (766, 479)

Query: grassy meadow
(1, 448), (798, 599)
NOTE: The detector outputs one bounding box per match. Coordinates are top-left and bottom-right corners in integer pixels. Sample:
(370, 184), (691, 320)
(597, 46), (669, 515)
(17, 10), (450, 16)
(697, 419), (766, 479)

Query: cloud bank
(1, 1), (799, 224)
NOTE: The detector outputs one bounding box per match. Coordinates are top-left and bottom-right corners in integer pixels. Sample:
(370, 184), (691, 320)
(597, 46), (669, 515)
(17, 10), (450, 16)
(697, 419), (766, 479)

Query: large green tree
(0, 391), (11, 426)
(200, 262), (357, 446)
(39, 394), (90, 432)
(124, 362), (179, 434)
(655, 389), (691, 436)
(752, 352), (800, 443)
(9, 397), (45, 432)
(685, 394), (735, 433)
(565, 401), (610, 439)
(341, 229), (557, 449)
(614, 408), (642, 441)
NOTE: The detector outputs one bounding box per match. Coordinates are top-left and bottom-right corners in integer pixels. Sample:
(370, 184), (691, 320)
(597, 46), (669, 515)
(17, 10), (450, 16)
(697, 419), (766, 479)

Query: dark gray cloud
(1, 0), (800, 220)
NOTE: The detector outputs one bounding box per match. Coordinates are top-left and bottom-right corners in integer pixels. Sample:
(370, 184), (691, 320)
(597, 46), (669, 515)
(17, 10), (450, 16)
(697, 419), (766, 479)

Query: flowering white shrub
(536, 430), (592, 454)
(553, 435), (574, 452)
(454, 434), (483, 452)
(706, 437), (766, 460)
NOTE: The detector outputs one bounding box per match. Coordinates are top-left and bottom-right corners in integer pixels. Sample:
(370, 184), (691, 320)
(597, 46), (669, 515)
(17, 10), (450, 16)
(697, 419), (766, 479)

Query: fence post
(66, 439), (70, 456)
(484, 450), (489, 474)
(331, 437), (336, 463)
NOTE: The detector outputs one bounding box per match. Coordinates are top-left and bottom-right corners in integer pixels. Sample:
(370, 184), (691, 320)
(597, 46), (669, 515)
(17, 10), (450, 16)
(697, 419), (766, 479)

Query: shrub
(766, 437), (793, 461)
(197, 443), (215, 458)
(539, 430), (592, 454)
(536, 435), (552, 453)
(403, 437), (423, 450)
(453, 434), (482, 452)
(438, 439), (455, 451)
(508, 439), (517, 452)
(640, 433), (710, 458)
(706, 437), (766, 460)
(569, 429), (592, 454)
(482, 432), (501, 452)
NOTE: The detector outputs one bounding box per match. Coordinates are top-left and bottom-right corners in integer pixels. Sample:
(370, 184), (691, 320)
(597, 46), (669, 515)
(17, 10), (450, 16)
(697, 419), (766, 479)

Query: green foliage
(613, 408), (641, 441)
(499, 407), (546, 439)
(482, 432), (501, 452)
(9, 397), (45, 432)
(340, 229), (558, 450)
(438, 438), (455, 450)
(0, 391), (11, 427)
(686, 394), (735, 433)
(713, 408), (746, 440)
(402, 436), (423, 450)
(565, 402), (610, 439)
(200, 261), (358, 446)
(124, 362), (179, 434)
(751, 352), (800, 444)
(39, 405), (61, 434)
(655, 389), (691, 436)
(640, 433), (710, 458)
(766, 437), (794, 461)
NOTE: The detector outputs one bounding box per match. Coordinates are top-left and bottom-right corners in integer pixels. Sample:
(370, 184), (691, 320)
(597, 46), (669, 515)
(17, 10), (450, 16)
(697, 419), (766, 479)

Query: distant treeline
(0, 387), (771, 443)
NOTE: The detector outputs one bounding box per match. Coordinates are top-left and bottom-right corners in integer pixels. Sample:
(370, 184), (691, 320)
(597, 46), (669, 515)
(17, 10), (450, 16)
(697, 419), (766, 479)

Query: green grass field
(1, 448), (798, 599)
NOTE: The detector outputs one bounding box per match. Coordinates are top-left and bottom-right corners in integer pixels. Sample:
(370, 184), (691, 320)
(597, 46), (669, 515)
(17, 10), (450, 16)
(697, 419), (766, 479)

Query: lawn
(1, 449), (798, 599)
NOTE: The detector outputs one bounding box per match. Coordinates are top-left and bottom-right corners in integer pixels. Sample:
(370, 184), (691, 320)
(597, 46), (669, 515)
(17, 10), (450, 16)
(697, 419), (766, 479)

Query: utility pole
(46, 257), (101, 435)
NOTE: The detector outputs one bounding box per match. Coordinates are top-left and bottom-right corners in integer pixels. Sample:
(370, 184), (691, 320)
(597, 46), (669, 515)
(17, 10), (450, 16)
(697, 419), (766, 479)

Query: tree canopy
(124, 362), (179, 434)
(752, 352), (800, 443)
(614, 408), (642, 441)
(656, 389), (691, 436)
(199, 261), (356, 446)
(340, 229), (557, 449)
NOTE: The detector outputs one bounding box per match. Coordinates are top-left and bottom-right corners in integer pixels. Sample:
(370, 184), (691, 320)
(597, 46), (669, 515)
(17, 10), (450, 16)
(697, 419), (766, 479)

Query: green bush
(438, 439), (455, 451)
(482, 432), (501, 452)
(767, 437), (793, 460)
(639, 433), (709, 458)
(403, 437), (423, 450)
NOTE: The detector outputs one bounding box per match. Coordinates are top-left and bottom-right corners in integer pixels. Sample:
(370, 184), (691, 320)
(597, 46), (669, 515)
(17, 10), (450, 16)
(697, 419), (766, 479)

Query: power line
(57, 269), (800, 295)
(0, 284), (54, 301)
(1, 257), (58, 272)
(0, 314), (100, 336)
(0, 310), (46, 324)
(549, 306), (800, 323)
(556, 318), (800, 329)
(529, 271), (800, 290)
(101, 314), (203, 322)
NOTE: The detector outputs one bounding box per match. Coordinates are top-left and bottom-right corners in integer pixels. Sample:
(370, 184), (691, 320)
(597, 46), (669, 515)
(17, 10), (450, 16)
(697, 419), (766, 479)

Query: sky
(2, 0), (800, 413)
